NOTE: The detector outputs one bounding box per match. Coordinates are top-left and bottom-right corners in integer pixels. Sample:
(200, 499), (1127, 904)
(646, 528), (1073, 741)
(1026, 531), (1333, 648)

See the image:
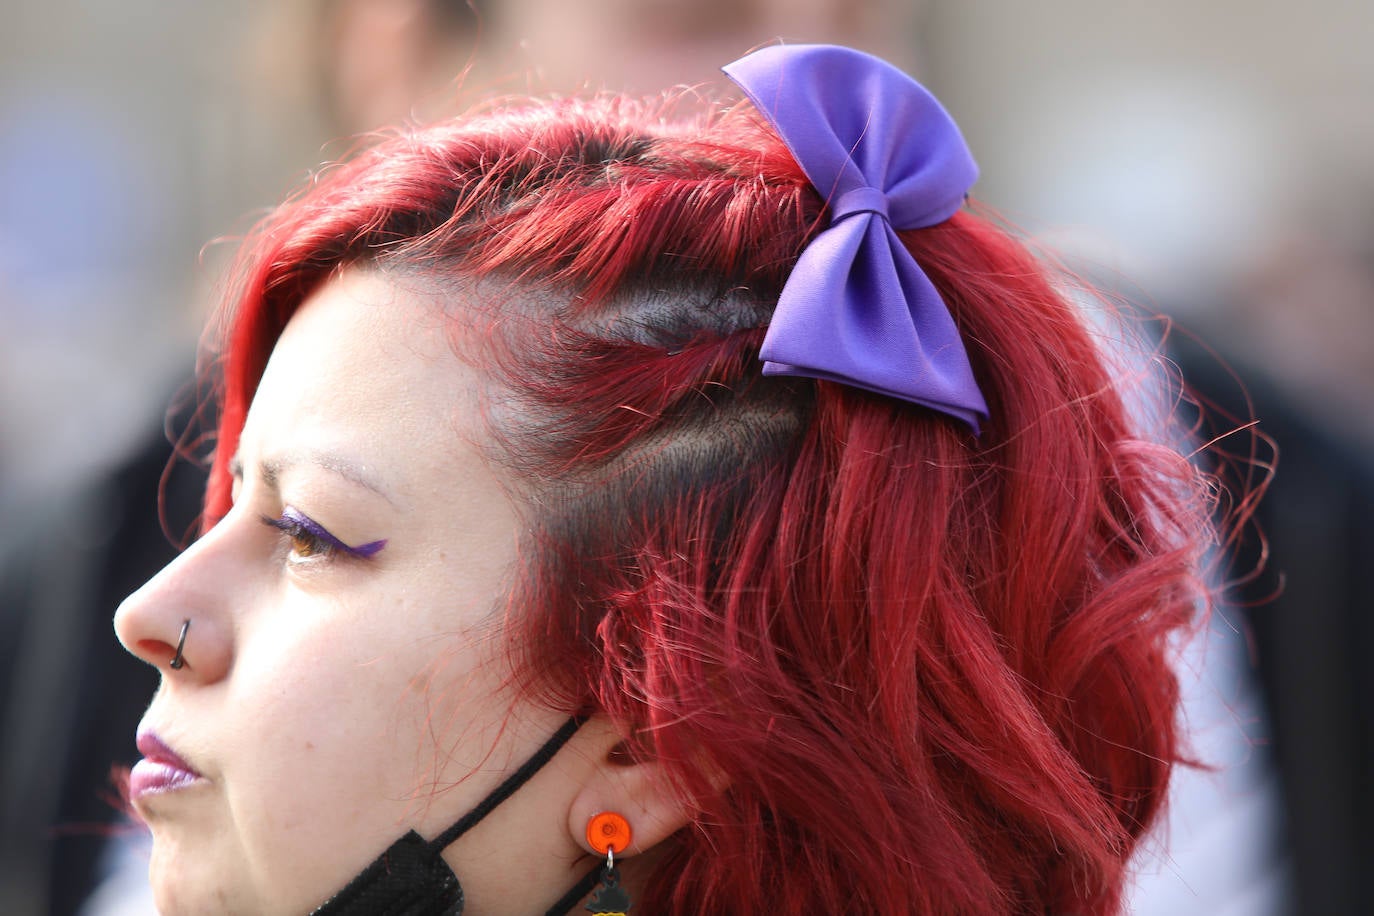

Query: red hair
(201, 94), (1216, 914)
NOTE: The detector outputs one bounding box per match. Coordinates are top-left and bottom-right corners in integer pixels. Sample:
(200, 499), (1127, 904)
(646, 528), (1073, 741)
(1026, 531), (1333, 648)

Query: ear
(565, 716), (700, 858)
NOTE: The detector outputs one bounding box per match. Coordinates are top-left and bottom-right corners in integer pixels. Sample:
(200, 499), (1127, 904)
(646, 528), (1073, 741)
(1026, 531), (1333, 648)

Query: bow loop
(723, 44), (989, 431)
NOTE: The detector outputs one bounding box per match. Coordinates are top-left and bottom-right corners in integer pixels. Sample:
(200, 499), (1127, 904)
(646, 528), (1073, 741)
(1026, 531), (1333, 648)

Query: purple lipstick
(130, 731), (204, 800)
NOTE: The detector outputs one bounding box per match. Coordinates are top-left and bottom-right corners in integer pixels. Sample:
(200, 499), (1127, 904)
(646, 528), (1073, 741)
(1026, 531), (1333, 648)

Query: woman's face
(115, 270), (577, 914)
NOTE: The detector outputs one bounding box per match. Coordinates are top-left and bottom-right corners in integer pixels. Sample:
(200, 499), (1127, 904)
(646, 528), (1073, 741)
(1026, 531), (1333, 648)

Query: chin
(147, 836), (245, 916)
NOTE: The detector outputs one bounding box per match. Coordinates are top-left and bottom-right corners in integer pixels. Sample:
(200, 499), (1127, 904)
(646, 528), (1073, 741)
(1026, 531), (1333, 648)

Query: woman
(115, 45), (1219, 914)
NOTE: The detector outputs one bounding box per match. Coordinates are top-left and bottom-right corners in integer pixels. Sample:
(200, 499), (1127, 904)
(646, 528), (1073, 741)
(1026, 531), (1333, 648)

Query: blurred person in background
(921, 4), (1374, 911)
(1164, 208), (1374, 916)
(0, 3), (226, 912)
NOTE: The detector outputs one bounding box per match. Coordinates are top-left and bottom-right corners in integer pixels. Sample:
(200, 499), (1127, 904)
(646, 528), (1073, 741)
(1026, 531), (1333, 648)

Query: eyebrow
(228, 449), (396, 505)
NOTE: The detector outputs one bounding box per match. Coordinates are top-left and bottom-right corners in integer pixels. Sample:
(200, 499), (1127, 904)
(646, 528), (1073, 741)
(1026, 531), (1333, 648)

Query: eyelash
(261, 508), (386, 564)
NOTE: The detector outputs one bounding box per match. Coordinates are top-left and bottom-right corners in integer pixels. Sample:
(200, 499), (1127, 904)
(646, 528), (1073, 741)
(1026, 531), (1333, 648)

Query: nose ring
(169, 619), (191, 670)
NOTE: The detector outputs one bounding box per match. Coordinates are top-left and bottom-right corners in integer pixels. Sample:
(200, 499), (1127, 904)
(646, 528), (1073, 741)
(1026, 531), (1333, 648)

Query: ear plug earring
(169, 619), (190, 670)
(584, 812), (633, 915)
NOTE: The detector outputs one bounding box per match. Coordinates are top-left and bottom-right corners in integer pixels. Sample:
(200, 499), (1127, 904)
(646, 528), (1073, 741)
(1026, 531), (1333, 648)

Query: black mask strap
(428, 713), (587, 854)
(312, 714), (589, 916)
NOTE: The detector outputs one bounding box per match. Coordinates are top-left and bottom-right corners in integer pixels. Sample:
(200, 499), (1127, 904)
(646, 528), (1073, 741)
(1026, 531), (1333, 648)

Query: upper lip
(136, 729), (203, 777)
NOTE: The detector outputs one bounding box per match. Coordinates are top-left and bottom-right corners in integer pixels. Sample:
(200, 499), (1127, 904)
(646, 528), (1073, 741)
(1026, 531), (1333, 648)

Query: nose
(114, 515), (239, 683)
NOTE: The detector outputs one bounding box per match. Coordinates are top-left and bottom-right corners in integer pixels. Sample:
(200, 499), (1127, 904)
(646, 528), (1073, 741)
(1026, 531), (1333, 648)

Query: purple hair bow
(723, 44), (989, 431)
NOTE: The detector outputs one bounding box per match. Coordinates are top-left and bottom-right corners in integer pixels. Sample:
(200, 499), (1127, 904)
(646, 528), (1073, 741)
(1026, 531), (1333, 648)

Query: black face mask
(310, 716), (603, 916)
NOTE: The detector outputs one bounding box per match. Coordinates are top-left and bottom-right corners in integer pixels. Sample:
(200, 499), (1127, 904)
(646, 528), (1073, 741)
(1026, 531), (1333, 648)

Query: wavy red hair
(200, 93), (1216, 914)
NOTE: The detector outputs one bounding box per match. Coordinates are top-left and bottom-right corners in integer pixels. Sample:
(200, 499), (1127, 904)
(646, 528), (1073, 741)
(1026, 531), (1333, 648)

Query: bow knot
(831, 186), (890, 223)
(723, 44), (989, 432)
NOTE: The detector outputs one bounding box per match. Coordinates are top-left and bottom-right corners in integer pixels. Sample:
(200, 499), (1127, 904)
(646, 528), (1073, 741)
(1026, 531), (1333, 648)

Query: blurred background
(1, 1), (1370, 914)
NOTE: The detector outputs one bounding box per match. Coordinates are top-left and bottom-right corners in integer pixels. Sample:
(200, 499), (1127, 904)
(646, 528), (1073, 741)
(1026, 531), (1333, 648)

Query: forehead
(239, 269), (487, 489)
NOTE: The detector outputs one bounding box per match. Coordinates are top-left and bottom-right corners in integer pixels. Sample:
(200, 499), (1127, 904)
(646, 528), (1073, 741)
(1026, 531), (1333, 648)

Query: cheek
(218, 594), (511, 898)
(218, 630), (418, 901)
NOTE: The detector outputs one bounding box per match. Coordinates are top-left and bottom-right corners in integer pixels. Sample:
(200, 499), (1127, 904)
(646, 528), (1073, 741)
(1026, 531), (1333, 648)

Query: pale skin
(114, 269), (688, 914)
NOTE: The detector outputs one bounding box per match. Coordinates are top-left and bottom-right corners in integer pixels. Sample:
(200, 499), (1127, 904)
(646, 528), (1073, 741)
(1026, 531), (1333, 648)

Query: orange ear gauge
(586, 811), (633, 856)
(584, 812), (634, 914)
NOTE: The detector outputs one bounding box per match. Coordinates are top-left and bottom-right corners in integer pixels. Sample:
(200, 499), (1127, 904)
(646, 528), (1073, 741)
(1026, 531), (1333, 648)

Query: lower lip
(129, 758), (203, 800)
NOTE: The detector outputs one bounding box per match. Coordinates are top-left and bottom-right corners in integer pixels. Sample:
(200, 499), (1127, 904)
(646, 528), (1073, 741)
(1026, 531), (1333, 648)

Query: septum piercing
(169, 619), (190, 670)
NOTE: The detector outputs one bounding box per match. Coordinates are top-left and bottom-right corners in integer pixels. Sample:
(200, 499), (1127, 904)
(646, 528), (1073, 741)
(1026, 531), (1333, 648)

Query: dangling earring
(584, 812), (633, 915)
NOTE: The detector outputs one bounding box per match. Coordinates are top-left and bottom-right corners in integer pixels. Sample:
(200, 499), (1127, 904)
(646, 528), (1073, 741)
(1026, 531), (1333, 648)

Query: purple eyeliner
(272, 506), (388, 558)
